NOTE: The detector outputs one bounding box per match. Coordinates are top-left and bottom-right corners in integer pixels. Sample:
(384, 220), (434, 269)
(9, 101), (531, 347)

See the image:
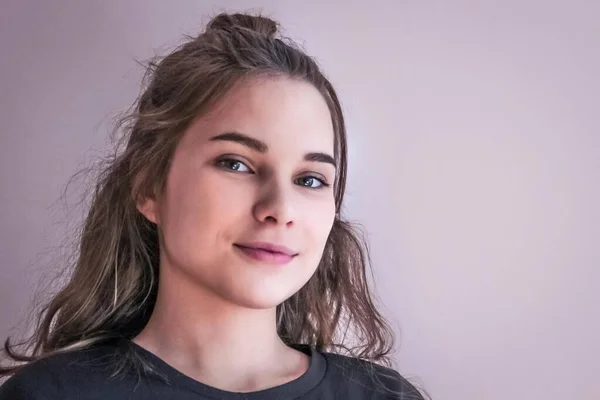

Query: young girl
(0, 12), (424, 399)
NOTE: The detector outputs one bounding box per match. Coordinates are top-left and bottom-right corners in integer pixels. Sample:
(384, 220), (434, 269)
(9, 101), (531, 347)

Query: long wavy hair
(1, 12), (397, 378)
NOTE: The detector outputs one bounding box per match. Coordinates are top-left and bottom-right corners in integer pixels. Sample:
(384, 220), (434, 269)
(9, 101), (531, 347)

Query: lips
(233, 242), (298, 265)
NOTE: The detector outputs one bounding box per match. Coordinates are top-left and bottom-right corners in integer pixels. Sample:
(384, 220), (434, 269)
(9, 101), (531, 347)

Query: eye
(217, 158), (252, 173)
(295, 176), (328, 189)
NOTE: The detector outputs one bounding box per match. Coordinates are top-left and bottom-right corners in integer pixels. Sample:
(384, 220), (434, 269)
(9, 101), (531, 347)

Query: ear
(136, 197), (160, 225)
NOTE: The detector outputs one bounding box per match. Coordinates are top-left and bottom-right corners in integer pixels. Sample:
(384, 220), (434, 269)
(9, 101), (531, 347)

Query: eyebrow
(210, 132), (268, 153)
(209, 132), (337, 168)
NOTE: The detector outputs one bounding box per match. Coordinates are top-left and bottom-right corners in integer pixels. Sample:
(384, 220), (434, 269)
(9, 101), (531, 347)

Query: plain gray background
(1, 1), (599, 398)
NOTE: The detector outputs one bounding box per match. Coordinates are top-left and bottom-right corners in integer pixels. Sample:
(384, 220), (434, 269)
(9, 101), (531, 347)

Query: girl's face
(139, 77), (336, 309)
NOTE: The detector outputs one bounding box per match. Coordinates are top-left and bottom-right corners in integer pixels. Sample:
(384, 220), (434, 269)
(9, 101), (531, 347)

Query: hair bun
(206, 13), (279, 38)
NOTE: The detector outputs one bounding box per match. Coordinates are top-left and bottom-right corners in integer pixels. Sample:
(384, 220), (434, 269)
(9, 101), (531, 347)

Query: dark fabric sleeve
(373, 367), (426, 400)
(0, 364), (59, 400)
(0, 378), (46, 400)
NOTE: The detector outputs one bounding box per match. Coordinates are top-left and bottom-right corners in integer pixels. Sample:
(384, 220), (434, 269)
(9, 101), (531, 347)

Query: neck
(131, 263), (308, 392)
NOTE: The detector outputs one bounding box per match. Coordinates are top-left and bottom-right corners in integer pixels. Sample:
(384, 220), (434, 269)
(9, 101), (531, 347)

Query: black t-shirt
(0, 338), (423, 399)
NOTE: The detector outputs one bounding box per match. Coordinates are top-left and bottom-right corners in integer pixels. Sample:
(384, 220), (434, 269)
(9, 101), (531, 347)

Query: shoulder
(321, 351), (425, 399)
(0, 342), (122, 399)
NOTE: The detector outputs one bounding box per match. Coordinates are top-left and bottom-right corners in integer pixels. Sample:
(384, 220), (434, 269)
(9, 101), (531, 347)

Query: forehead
(195, 77), (335, 153)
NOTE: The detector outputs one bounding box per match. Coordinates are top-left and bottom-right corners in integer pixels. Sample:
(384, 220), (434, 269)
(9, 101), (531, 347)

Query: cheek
(159, 168), (249, 262)
(304, 197), (336, 256)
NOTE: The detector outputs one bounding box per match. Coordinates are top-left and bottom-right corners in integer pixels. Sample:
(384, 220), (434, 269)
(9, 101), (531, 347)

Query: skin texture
(133, 76), (336, 392)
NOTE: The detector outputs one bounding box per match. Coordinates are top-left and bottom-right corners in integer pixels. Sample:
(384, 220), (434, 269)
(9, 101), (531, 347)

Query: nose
(253, 180), (296, 227)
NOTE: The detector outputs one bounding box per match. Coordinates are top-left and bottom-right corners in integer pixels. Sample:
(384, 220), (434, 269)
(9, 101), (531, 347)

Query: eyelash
(215, 157), (330, 190)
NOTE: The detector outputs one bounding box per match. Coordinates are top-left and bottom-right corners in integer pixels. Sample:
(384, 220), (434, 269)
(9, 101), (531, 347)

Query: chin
(222, 282), (301, 310)
(231, 291), (291, 310)
(215, 256), (315, 309)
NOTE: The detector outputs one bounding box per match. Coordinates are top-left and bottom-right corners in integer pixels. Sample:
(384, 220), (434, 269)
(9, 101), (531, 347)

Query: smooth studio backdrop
(1, 1), (599, 399)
